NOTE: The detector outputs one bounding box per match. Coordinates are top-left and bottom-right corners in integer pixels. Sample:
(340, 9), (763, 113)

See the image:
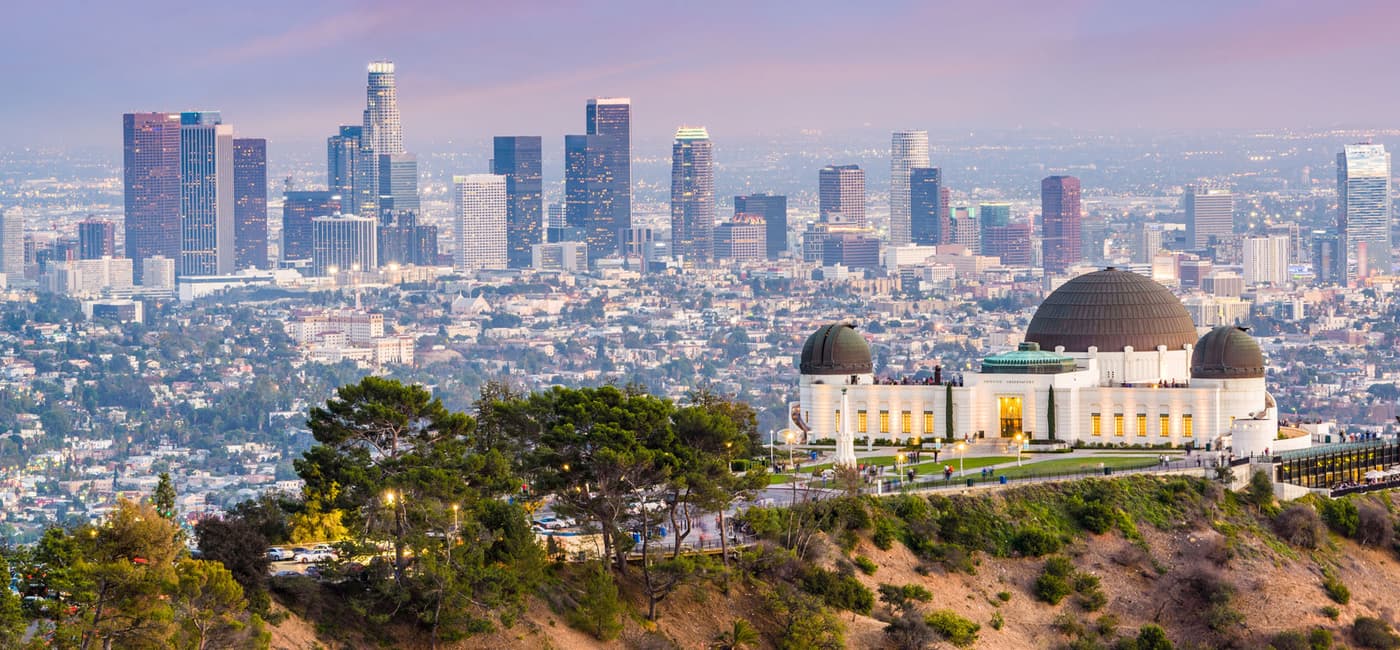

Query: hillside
(266, 474), (1400, 650)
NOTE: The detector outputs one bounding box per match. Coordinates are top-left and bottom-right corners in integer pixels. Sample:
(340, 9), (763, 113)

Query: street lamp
(1013, 433), (1024, 467)
(896, 452), (906, 490)
(955, 441), (966, 477)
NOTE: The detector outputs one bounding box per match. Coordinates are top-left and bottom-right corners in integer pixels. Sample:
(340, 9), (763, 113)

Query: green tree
(1136, 623), (1174, 650)
(72, 500), (182, 650)
(0, 557), (24, 647)
(193, 517), (270, 611)
(566, 563), (624, 641)
(154, 473), (177, 521)
(1246, 470), (1274, 510)
(171, 559), (267, 650)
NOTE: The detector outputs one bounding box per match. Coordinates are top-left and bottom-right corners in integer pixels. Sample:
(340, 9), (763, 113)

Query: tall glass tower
(1337, 143), (1391, 281)
(492, 136), (543, 268)
(819, 165), (865, 226)
(233, 138), (268, 270)
(889, 130), (929, 246)
(670, 127), (715, 263)
(568, 97), (629, 256)
(328, 125), (361, 214)
(123, 112), (182, 283)
(1041, 175), (1082, 274)
(357, 61), (407, 219)
(179, 111), (234, 276)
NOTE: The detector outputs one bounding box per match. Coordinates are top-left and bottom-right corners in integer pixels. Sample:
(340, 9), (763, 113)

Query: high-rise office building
(312, 214), (377, 277)
(78, 218), (117, 260)
(819, 165), (865, 226)
(670, 127), (715, 263)
(713, 214), (766, 262)
(356, 61), (405, 218)
(734, 193), (788, 260)
(983, 222), (1034, 267)
(282, 191), (341, 262)
(0, 207), (22, 277)
(565, 98), (631, 257)
(376, 152), (419, 220)
(123, 112), (182, 283)
(142, 256), (176, 292)
(233, 138), (268, 269)
(453, 174), (508, 272)
(492, 136), (543, 268)
(327, 125), (361, 213)
(376, 210), (437, 268)
(949, 207), (980, 253)
(1041, 175), (1082, 274)
(1243, 235), (1290, 286)
(1184, 186), (1234, 250)
(1337, 143), (1392, 281)
(821, 233), (880, 270)
(179, 111), (235, 276)
(889, 130), (929, 246)
(1311, 230), (1345, 286)
(545, 202), (571, 243)
(909, 167), (944, 245)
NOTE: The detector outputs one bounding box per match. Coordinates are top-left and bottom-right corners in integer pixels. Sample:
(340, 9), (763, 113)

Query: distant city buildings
(819, 164), (865, 226)
(492, 136), (543, 269)
(356, 61), (406, 219)
(670, 126), (715, 263)
(1040, 175), (1082, 274)
(1, 208), (23, 277)
(78, 218), (117, 260)
(889, 130), (929, 246)
(282, 192), (342, 264)
(453, 174), (508, 272)
(1184, 185), (1234, 250)
(733, 193), (787, 260)
(233, 138), (267, 269)
(1311, 230), (1345, 286)
(312, 214), (377, 277)
(532, 241), (589, 273)
(713, 214), (766, 262)
(1337, 143), (1391, 282)
(1242, 235), (1290, 286)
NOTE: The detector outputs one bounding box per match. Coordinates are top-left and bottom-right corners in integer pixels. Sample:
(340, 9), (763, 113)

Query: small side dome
(799, 323), (872, 375)
(1191, 326), (1265, 379)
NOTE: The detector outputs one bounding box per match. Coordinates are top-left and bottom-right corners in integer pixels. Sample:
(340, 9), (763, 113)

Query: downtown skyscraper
(123, 112), (182, 283)
(1337, 143), (1392, 281)
(819, 165), (865, 226)
(328, 125), (361, 214)
(734, 193), (788, 260)
(909, 167), (944, 245)
(565, 97), (631, 257)
(233, 138), (268, 269)
(492, 136), (543, 269)
(0, 208), (21, 277)
(670, 127), (715, 263)
(1040, 175), (1082, 274)
(453, 174), (508, 272)
(178, 111), (234, 276)
(1184, 185), (1234, 250)
(356, 61), (416, 221)
(889, 130), (929, 246)
(78, 218), (117, 260)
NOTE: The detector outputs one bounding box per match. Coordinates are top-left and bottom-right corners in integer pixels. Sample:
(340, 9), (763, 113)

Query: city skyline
(8, 1), (1400, 149)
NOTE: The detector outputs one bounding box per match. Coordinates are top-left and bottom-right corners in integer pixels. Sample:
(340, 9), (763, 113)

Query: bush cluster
(925, 609), (980, 648)
(799, 566), (874, 615)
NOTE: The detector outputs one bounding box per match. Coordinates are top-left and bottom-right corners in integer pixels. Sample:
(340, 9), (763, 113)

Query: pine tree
(154, 472), (177, 520)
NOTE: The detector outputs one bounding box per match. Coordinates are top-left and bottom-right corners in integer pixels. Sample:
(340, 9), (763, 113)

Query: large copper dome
(1025, 269), (1198, 353)
(1191, 326), (1265, 379)
(799, 323), (873, 375)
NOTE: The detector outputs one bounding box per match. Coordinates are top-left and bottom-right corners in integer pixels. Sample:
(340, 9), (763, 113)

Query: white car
(294, 548), (335, 563)
(266, 547), (294, 561)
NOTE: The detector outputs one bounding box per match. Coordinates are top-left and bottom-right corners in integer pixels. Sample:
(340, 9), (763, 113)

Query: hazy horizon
(6, 0), (1400, 150)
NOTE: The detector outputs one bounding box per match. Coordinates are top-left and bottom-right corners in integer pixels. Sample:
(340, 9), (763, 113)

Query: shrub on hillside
(1034, 556), (1076, 605)
(884, 608), (935, 650)
(1247, 470), (1275, 509)
(1012, 526), (1062, 557)
(853, 555), (877, 575)
(1353, 616), (1400, 649)
(1323, 569), (1351, 605)
(1135, 624), (1174, 649)
(1274, 504), (1324, 548)
(1075, 499), (1117, 534)
(1357, 503), (1393, 547)
(926, 609), (980, 648)
(1320, 498), (1359, 538)
(799, 566), (874, 615)
(566, 564), (623, 641)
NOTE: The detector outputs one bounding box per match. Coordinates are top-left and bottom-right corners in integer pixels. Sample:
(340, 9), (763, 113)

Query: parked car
(294, 548), (335, 563)
(266, 547), (294, 561)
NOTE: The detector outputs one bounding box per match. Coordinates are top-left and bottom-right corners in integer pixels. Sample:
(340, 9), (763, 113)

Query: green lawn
(913, 456), (1016, 474)
(992, 455), (1159, 480)
(767, 474), (793, 485)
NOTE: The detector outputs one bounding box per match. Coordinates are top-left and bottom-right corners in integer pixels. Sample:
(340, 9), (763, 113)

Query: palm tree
(713, 619), (760, 649)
